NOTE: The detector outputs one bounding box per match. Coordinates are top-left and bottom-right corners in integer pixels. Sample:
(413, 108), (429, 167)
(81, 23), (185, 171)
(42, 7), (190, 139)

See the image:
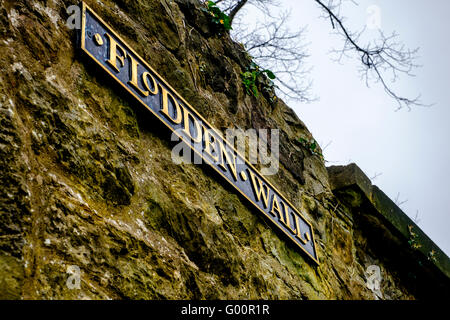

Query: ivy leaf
(250, 62), (258, 69)
(252, 85), (259, 97)
(265, 70), (276, 79)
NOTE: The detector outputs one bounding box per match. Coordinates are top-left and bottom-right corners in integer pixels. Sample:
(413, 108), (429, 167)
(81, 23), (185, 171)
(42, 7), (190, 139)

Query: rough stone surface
(0, 0), (448, 299)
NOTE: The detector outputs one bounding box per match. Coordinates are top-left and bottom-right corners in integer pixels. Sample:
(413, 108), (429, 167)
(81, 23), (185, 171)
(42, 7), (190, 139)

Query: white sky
(236, 0), (450, 256)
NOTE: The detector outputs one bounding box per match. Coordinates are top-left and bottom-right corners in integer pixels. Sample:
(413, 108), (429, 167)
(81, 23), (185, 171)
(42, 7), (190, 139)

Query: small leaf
(265, 70), (276, 79)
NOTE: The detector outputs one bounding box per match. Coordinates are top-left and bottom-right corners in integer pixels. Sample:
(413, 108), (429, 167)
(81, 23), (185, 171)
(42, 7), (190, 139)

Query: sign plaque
(80, 2), (318, 264)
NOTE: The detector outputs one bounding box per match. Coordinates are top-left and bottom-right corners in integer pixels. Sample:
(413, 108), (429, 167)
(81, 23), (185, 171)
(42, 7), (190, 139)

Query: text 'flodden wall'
(80, 2), (318, 263)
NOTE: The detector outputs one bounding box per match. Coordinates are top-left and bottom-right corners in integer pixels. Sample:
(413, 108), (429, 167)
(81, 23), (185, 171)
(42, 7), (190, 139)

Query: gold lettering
(181, 105), (202, 143)
(105, 33), (127, 73)
(217, 140), (238, 181)
(279, 201), (290, 225)
(270, 194), (284, 221)
(283, 211), (297, 235)
(203, 127), (219, 162)
(142, 72), (159, 95)
(128, 55), (149, 97)
(248, 170), (270, 209)
(160, 86), (182, 124)
(294, 214), (309, 244)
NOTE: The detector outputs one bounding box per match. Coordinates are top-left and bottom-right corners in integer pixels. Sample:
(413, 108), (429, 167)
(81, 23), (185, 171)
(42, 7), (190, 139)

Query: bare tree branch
(212, 0), (429, 109)
(394, 192), (408, 207)
(228, 0), (248, 25)
(215, 0), (314, 102)
(314, 0), (430, 110)
(412, 210), (421, 224)
(370, 172), (383, 181)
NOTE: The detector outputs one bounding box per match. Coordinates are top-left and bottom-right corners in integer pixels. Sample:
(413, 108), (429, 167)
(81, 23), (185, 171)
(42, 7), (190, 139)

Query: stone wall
(0, 0), (448, 299)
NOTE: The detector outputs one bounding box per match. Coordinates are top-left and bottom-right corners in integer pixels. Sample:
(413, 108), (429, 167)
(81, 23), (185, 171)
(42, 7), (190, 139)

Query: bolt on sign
(79, 2), (319, 264)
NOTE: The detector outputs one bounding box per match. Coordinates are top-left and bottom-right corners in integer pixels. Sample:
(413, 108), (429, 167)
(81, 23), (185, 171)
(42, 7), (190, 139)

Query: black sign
(80, 2), (318, 264)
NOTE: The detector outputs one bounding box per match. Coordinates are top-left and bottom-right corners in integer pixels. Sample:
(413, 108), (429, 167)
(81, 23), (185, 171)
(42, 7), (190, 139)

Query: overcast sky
(238, 0), (450, 256)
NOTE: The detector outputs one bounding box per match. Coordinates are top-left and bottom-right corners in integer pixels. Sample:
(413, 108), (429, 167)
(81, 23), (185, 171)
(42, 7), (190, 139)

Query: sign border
(80, 1), (319, 264)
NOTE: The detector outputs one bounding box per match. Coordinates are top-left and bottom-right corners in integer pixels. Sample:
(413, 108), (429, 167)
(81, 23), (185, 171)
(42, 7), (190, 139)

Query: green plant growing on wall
(203, 1), (232, 31)
(428, 250), (437, 263)
(199, 62), (207, 73)
(299, 137), (324, 160)
(408, 225), (422, 250)
(241, 61), (277, 101)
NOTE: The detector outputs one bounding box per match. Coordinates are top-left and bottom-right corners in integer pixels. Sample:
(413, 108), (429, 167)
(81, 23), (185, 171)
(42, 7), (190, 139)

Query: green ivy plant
(408, 225), (422, 250)
(299, 137), (324, 160)
(241, 61), (276, 99)
(203, 1), (232, 31)
(428, 250), (437, 263)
